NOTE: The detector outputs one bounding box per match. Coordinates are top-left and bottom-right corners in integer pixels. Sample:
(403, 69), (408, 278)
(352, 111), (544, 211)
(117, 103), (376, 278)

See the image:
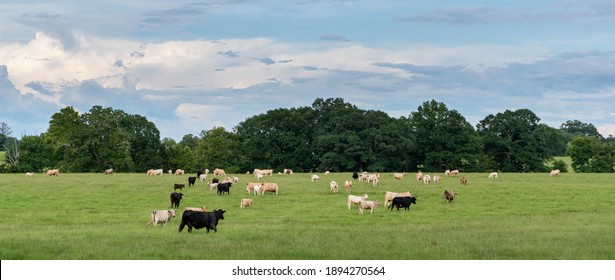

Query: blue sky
(1, 0), (615, 140)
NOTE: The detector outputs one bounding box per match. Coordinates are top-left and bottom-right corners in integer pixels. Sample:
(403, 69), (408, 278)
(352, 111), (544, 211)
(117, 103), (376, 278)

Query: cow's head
(169, 209), (176, 217)
(409, 197), (417, 204)
(214, 209), (226, 220)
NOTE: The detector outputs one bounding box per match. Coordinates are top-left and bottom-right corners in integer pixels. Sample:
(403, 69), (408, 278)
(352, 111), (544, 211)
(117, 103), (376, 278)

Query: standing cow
(170, 192), (184, 208)
(178, 209), (226, 233)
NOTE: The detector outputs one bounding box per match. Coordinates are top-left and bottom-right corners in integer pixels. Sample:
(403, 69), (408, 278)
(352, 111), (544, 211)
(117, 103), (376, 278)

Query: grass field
(0, 171), (613, 260)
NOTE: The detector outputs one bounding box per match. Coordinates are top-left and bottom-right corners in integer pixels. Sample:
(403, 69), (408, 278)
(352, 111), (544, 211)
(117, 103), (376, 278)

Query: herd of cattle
(29, 167), (563, 234)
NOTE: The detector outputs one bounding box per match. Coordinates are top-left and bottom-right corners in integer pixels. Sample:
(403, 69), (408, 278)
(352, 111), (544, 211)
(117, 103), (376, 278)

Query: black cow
(352, 171), (359, 180)
(170, 192), (184, 208)
(389, 196), (417, 211)
(178, 209), (226, 233)
(212, 178), (219, 184)
(174, 183), (185, 191)
(217, 182), (232, 196)
(196, 170), (203, 178)
(188, 176), (197, 186)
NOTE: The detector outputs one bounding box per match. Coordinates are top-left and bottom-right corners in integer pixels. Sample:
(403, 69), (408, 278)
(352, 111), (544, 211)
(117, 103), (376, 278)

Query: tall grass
(0, 172), (613, 259)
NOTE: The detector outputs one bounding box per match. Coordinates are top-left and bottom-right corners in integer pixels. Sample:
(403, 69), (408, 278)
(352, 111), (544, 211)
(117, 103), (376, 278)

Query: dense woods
(2, 98), (614, 173)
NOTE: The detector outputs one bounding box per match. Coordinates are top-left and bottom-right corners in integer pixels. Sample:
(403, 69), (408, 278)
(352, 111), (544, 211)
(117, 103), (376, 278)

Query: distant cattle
(213, 168), (226, 176)
(449, 170), (460, 176)
(146, 209), (176, 226)
(199, 174), (207, 182)
(384, 191), (412, 208)
(415, 171), (423, 181)
(549, 169), (560, 177)
(347, 194), (368, 210)
(433, 175), (441, 183)
(460, 176), (468, 185)
(423, 174), (431, 184)
(45, 169), (60, 176)
(260, 182), (279, 196)
(208, 182), (218, 192)
(311, 174), (320, 182)
(240, 198), (253, 209)
(444, 190), (456, 203)
(393, 172), (405, 180)
(253, 184), (262, 195)
(489, 172), (498, 179)
(170, 192), (184, 208)
(175, 169), (184, 175)
(173, 183), (185, 191)
(212, 178), (219, 184)
(217, 182), (232, 196)
(330, 181), (339, 193)
(188, 176), (197, 186)
(178, 209), (226, 233)
(352, 171), (359, 180)
(283, 169), (293, 175)
(389, 196), (417, 211)
(25, 172), (34, 177)
(104, 168), (113, 175)
(344, 180), (353, 193)
(196, 170), (204, 178)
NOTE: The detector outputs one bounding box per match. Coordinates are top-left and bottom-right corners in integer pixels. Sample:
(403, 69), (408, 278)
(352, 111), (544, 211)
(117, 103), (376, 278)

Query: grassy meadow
(0, 171), (613, 260)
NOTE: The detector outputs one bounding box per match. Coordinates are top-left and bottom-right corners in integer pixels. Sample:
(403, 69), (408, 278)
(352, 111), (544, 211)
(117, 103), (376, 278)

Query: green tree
(196, 127), (245, 173)
(408, 100), (482, 172)
(567, 135), (615, 173)
(46, 106), (90, 171)
(16, 134), (54, 172)
(477, 109), (553, 172)
(0, 122), (12, 150)
(121, 114), (163, 172)
(82, 106), (133, 172)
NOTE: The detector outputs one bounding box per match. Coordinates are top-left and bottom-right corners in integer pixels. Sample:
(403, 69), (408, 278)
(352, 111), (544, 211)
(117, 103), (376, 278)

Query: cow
(460, 176), (468, 185)
(283, 169), (293, 175)
(311, 174), (320, 182)
(389, 196), (417, 211)
(344, 180), (352, 193)
(240, 198), (253, 209)
(208, 182), (218, 192)
(433, 175), (441, 183)
(415, 171), (423, 181)
(358, 200), (380, 214)
(170, 192), (184, 208)
(146, 209), (176, 226)
(253, 184), (262, 195)
(324, 171), (330, 175)
(175, 169), (184, 175)
(384, 191), (412, 208)
(197, 170), (204, 178)
(260, 182), (279, 196)
(444, 190), (456, 203)
(423, 174), (431, 184)
(393, 172), (405, 180)
(153, 169), (164, 176)
(489, 172), (498, 179)
(212, 178), (220, 184)
(444, 170), (451, 176)
(352, 171), (359, 180)
(199, 174), (208, 182)
(25, 172), (34, 177)
(213, 168), (226, 176)
(330, 181), (339, 193)
(173, 183), (185, 191)
(217, 182), (232, 196)
(104, 168), (113, 175)
(188, 176), (197, 186)
(347, 194), (368, 210)
(178, 209), (226, 233)
(449, 170), (460, 176)
(550, 169), (560, 177)
(45, 169), (60, 176)
(184, 207), (207, 212)
(146, 169), (155, 176)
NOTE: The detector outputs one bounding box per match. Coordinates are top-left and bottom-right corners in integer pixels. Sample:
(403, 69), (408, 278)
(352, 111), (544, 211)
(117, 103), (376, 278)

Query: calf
(170, 192), (184, 208)
(358, 200), (380, 214)
(330, 181), (339, 193)
(173, 183), (185, 191)
(344, 180), (352, 193)
(217, 182), (232, 195)
(253, 184), (262, 195)
(389, 196), (417, 211)
(240, 198), (253, 209)
(444, 190), (456, 203)
(178, 209), (226, 233)
(460, 176), (468, 185)
(188, 176), (197, 186)
(146, 209), (176, 226)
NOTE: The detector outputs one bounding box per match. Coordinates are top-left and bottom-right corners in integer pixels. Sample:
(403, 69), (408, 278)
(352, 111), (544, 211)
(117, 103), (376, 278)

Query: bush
(551, 159), (568, 173)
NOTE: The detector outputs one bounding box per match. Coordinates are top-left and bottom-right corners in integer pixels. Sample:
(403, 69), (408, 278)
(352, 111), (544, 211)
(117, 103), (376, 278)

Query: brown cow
(460, 176), (468, 185)
(444, 190), (456, 203)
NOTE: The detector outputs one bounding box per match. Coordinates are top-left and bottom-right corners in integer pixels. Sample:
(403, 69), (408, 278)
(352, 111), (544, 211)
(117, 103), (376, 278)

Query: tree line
(2, 98), (614, 173)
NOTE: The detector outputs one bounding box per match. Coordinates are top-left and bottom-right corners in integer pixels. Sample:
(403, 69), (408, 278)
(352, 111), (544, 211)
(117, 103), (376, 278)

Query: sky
(1, 0), (615, 140)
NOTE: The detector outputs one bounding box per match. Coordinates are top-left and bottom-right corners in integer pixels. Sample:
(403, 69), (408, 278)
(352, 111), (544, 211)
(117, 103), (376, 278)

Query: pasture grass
(0, 171), (613, 260)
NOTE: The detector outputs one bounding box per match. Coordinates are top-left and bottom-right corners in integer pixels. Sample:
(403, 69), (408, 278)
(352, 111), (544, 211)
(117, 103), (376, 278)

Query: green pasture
(0, 171), (613, 260)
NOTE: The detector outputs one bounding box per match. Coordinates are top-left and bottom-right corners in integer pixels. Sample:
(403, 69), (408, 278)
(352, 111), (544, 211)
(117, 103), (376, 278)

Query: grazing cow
(384, 191), (412, 208)
(240, 198), (253, 209)
(256, 173), (264, 180)
(26, 172), (34, 177)
(423, 174), (431, 184)
(311, 174), (320, 182)
(550, 169), (560, 177)
(45, 169), (60, 176)
(168, 169), (172, 174)
(260, 182), (279, 196)
(184, 207), (207, 212)
(204, 169), (210, 174)
(146, 169), (155, 176)
(217, 182), (232, 196)
(153, 169), (164, 176)
(199, 174), (207, 182)
(433, 175), (441, 183)
(175, 169), (184, 175)
(104, 168), (113, 175)
(253, 184), (262, 195)
(188, 176), (197, 186)
(347, 194), (368, 210)
(344, 180), (353, 193)
(352, 171), (359, 180)
(324, 171), (330, 175)
(444, 190), (456, 203)
(444, 170), (451, 176)
(173, 183), (185, 191)
(146, 209), (176, 226)
(393, 172), (406, 180)
(232, 176), (240, 183)
(415, 171), (423, 181)
(389, 196), (417, 211)
(489, 172), (498, 179)
(449, 170), (460, 176)
(208, 182), (218, 192)
(358, 200), (380, 214)
(283, 169), (293, 175)
(213, 168), (226, 176)
(330, 181), (339, 193)
(178, 209), (226, 233)
(460, 176), (468, 185)
(170, 192), (184, 208)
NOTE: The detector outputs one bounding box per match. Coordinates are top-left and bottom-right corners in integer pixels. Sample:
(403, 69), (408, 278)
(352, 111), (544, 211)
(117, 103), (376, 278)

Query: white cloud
(597, 124), (615, 138)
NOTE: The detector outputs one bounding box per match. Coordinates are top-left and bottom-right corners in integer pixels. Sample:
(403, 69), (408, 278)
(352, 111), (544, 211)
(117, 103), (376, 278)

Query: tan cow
(449, 170), (460, 176)
(330, 181), (339, 193)
(358, 200), (381, 214)
(344, 180), (353, 193)
(488, 172), (498, 179)
(460, 176), (468, 185)
(213, 168), (226, 176)
(444, 190), (456, 203)
(146, 209), (176, 226)
(45, 169), (60, 176)
(393, 172), (405, 180)
(549, 169), (560, 177)
(184, 207), (207, 212)
(104, 168), (113, 175)
(260, 182), (279, 196)
(347, 194), (368, 210)
(240, 198), (253, 209)
(26, 172), (34, 177)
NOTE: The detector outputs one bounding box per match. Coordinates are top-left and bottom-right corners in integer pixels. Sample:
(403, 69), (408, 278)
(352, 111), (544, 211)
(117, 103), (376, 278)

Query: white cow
(348, 194), (368, 210)
(330, 181), (339, 193)
(311, 174), (320, 182)
(549, 169), (560, 177)
(423, 174), (431, 184)
(199, 174), (208, 182)
(146, 209), (176, 226)
(489, 172), (498, 179)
